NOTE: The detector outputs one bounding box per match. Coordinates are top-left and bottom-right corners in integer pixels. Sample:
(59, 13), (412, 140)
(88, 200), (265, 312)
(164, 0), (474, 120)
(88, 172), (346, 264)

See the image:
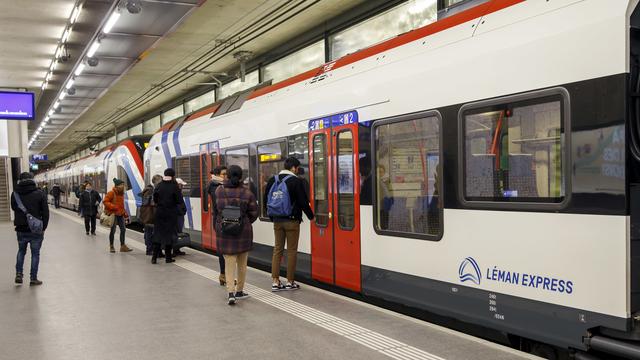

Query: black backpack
(220, 188), (245, 236)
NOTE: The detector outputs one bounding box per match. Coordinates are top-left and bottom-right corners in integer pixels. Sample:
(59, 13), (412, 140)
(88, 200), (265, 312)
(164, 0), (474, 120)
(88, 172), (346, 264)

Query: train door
(199, 141), (220, 250)
(309, 113), (361, 292)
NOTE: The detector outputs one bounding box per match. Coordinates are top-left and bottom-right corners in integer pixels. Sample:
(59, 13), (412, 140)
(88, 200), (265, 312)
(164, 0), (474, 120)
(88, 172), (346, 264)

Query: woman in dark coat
(78, 180), (101, 235)
(152, 168), (185, 264)
(214, 165), (258, 305)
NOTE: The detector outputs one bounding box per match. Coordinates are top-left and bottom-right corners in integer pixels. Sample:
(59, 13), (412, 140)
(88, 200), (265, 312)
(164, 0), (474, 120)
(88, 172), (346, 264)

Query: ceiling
(34, 0), (367, 161)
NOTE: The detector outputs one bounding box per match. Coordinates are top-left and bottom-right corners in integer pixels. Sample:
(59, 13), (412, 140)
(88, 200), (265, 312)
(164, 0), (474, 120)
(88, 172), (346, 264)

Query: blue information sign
(32, 154), (48, 161)
(308, 110), (359, 131)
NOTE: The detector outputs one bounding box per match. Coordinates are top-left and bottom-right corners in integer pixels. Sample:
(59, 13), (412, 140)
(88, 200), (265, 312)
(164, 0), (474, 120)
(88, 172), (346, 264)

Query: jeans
(16, 232), (44, 280)
(54, 196), (60, 208)
(271, 220), (300, 282)
(84, 214), (96, 234)
(144, 225), (153, 253)
(109, 216), (126, 246)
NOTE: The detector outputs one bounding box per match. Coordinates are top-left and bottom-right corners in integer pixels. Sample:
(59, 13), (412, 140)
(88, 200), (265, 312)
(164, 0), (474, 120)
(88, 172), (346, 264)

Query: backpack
(220, 188), (245, 236)
(139, 190), (156, 225)
(267, 175), (294, 217)
(13, 192), (44, 234)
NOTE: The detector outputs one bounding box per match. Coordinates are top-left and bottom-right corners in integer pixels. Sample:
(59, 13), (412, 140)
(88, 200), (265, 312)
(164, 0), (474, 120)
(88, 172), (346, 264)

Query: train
(36, 0), (640, 358)
(34, 136), (149, 219)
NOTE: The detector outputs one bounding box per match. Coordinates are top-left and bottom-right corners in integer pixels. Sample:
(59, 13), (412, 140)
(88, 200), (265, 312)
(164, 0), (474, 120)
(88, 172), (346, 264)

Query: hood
(16, 179), (38, 195)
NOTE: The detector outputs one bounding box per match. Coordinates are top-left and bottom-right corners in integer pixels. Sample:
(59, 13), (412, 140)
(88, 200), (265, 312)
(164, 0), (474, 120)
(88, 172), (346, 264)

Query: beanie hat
(113, 178), (124, 186)
(164, 168), (176, 177)
(19, 172), (34, 181)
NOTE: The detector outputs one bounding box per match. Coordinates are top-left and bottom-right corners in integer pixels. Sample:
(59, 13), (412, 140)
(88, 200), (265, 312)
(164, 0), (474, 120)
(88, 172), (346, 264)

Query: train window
(201, 154), (209, 210)
(336, 130), (355, 230)
(373, 113), (442, 240)
(174, 156), (201, 198)
(461, 92), (566, 206)
(116, 166), (132, 190)
(288, 133), (309, 185)
(257, 140), (287, 218)
(313, 134), (329, 227)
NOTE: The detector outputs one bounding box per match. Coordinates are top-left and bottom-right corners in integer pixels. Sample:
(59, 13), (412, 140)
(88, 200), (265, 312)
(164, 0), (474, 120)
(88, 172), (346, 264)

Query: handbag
(100, 211), (115, 227)
(14, 193), (44, 234)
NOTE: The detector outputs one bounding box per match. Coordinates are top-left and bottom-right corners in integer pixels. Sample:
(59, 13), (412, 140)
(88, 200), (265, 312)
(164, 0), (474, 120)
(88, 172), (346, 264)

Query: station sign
(32, 154), (48, 161)
(0, 91), (35, 120)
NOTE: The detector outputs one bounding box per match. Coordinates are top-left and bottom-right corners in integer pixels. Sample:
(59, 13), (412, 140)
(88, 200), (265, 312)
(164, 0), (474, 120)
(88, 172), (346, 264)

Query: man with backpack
(11, 172), (49, 285)
(264, 157), (314, 291)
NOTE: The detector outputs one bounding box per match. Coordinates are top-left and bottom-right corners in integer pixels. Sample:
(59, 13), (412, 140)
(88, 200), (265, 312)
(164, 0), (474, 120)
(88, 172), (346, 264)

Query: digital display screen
(0, 91), (35, 120)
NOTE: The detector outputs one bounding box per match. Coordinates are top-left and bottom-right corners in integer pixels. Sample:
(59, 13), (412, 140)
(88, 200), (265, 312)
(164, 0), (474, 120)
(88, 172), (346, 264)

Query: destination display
(0, 91), (35, 120)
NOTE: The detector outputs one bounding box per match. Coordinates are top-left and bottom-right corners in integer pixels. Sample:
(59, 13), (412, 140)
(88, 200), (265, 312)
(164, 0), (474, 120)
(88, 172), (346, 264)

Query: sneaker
(227, 293), (236, 305)
(284, 282), (300, 291)
(15, 273), (23, 284)
(91, 232), (96, 236)
(271, 282), (285, 292)
(110, 245), (116, 253)
(234, 291), (250, 300)
(120, 244), (132, 252)
(30, 279), (43, 286)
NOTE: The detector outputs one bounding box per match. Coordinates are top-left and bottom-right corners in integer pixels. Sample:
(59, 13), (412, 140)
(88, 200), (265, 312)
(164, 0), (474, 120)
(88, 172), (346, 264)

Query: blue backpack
(267, 175), (294, 217)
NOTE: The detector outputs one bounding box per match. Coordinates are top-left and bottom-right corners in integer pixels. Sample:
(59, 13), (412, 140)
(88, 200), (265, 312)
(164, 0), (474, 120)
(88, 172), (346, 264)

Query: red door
(200, 142), (219, 250)
(309, 113), (361, 292)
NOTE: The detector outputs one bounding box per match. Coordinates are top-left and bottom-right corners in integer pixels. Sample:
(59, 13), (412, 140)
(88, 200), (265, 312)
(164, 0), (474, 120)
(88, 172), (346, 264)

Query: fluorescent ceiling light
(55, 46), (63, 59)
(44, 116), (50, 122)
(65, 79), (75, 89)
(87, 41), (100, 57)
(41, 82), (47, 91)
(59, 92), (66, 100)
(50, 61), (57, 72)
(70, 3), (82, 24)
(45, 72), (52, 82)
(62, 28), (71, 43)
(48, 109), (54, 116)
(74, 63), (85, 76)
(53, 101), (60, 109)
(103, 11), (121, 33)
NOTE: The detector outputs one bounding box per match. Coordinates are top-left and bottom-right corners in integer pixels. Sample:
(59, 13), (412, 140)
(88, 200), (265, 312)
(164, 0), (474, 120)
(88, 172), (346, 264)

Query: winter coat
(153, 180), (185, 246)
(138, 185), (156, 226)
(214, 182), (258, 255)
(11, 179), (49, 233)
(79, 189), (101, 217)
(103, 187), (128, 217)
(50, 185), (61, 197)
(264, 170), (314, 223)
(207, 178), (223, 213)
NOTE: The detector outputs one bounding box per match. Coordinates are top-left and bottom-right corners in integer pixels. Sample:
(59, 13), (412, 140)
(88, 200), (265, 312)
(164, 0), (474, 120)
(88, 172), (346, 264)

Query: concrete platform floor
(0, 209), (539, 360)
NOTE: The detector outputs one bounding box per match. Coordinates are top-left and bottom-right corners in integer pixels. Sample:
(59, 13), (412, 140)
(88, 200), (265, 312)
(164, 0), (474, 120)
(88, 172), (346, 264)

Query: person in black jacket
(207, 165), (227, 285)
(11, 172), (49, 285)
(151, 168), (185, 264)
(78, 180), (101, 235)
(50, 184), (61, 208)
(264, 157), (314, 291)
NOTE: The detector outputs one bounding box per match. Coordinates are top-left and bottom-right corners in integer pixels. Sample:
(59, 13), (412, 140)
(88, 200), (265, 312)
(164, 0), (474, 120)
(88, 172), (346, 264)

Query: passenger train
(34, 136), (149, 219)
(40, 0), (640, 358)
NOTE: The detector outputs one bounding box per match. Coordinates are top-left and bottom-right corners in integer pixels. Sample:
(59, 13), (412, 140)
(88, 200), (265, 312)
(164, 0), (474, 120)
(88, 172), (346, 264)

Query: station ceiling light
(74, 63), (86, 76)
(103, 11), (121, 33)
(87, 40), (101, 57)
(65, 79), (75, 90)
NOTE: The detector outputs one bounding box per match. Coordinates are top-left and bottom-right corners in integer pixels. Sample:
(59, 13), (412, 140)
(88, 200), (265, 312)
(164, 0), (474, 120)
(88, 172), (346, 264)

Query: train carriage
(136, 0), (640, 357)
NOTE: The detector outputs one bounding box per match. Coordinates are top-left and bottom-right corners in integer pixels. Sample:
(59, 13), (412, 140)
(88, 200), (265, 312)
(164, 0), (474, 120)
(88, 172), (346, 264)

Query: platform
(0, 209), (539, 360)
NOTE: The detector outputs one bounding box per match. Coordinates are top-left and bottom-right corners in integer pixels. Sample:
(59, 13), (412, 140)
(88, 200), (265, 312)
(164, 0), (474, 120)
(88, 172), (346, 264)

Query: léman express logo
(458, 257), (482, 285)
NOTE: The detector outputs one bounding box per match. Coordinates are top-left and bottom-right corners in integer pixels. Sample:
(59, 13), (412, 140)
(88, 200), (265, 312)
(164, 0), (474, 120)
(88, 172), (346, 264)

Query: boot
(30, 279), (43, 286)
(15, 273), (23, 284)
(218, 273), (226, 286)
(109, 245), (116, 253)
(120, 244), (132, 252)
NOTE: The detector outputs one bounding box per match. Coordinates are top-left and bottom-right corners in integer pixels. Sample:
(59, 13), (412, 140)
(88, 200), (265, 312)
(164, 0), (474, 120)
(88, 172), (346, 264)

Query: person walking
(103, 178), (132, 253)
(50, 183), (61, 208)
(139, 174), (163, 256)
(152, 168), (184, 264)
(11, 172), (49, 285)
(79, 180), (101, 235)
(207, 165), (227, 285)
(214, 165), (258, 305)
(264, 157), (314, 291)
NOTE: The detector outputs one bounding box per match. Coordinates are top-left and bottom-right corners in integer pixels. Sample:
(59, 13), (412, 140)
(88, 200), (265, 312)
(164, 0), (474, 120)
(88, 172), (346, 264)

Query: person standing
(214, 165), (258, 305)
(79, 181), (101, 235)
(139, 174), (163, 256)
(11, 172), (49, 285)
(50, 183), (61, 208)
(264, 157), (314, 291)
(152, 168), (184, 264)
(173, 178), (188, 256)
(103, 178), (132, 253)
(207, 165), (227, 285)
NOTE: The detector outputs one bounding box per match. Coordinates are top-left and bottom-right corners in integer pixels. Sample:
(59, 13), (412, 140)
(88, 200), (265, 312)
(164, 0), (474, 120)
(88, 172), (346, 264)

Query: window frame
(312, 133), (330, 229)
(457, 87), (571, 211)
(335, 129), (356, 231)
(255, 138), (289, 221)
(371, 110), (444, 241)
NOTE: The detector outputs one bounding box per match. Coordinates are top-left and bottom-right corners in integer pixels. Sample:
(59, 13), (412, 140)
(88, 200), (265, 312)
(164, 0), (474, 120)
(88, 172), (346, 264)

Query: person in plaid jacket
(213, 165), (258, 305)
